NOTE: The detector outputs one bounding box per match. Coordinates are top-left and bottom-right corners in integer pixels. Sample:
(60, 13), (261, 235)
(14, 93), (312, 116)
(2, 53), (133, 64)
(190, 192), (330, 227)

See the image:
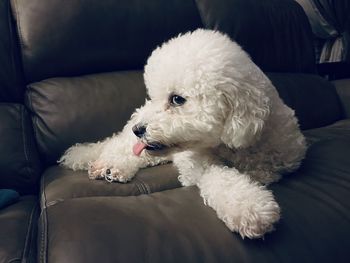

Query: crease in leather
(26, 88), (55, 160)
(9, 0), (26, 101)
(135, 177), (151, 194)
(46, 199), (65, 208)
(7, 0), (19, 94)
(7, 258), (21, 263)
(134, 180), (147, 195)
(10, 0), (26, 79)
(40, 167), (181, 208)
(40, 165), (153, 208)
(192, 0), (205, 26)
(0, 0), (25, 102)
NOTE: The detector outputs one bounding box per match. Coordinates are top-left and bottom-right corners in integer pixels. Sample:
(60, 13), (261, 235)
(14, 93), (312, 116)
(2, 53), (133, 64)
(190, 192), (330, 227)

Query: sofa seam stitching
(39, 171), (48, 262)
(40, 170), (47, 209)
(21, 201), (38, 263)
(39, 206), (48, 263)
(21, 106), (32, 181)
(27, 90), (41, 158)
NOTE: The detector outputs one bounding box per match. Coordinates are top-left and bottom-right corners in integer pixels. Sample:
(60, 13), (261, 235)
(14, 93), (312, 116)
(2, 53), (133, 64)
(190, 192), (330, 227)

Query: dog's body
(59, 30), (307, 238)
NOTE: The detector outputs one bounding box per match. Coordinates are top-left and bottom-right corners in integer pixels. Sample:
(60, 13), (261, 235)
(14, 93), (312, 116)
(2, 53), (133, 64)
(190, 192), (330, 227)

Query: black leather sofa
(1, 0), (350, 262)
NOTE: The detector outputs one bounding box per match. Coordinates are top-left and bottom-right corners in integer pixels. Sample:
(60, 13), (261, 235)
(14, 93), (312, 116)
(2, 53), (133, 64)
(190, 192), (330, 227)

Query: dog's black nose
(132, 124), (147, 138)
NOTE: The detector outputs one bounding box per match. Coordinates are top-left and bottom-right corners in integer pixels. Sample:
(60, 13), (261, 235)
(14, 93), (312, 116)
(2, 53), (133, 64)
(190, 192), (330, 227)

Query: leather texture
(332, 78), (350, 118)
(40, 135), (350, 263)
(267, 73), (343, 130)
(195, 0), (316, 73)
(37, 121), (350, 263)
(40, 163), (181, 208)
(0, 196), (38, 263)
(0, 0), (25, 102)
(26, 71), (147, 165)
(10, 0), (202, 83)
(0, 104), (41, 194)
(303, 119), (350, 144)
(39, 187), (246, 263)
(9, 0), (317, 84)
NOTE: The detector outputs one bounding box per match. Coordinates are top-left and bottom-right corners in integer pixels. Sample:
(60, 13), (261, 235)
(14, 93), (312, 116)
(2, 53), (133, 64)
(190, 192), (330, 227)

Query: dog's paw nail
(106, 169), (111, 175)
(105, 174), (114, 183)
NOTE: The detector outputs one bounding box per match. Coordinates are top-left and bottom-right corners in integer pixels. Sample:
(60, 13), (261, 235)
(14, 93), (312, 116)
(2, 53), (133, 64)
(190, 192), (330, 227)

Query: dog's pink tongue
(133, 141), (147, 156)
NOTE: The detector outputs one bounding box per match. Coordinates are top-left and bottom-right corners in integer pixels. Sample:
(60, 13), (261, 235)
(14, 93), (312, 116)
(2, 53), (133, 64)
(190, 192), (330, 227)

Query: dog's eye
(170, 95), (186, 106)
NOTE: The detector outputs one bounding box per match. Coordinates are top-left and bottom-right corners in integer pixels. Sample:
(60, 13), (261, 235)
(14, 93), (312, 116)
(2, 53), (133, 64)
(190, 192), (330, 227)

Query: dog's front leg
(88, 121), (165, 182)
(198, 165), (280, 239)
(173, 151), (220, 186)
(58, 131), (145, 182)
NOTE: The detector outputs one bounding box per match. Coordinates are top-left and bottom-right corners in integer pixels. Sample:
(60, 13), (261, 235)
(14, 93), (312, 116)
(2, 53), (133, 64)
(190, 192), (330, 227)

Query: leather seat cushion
(40, 136), (350, 263)
(40, 120), (350, 208)
(0, 196), (38, 263)
(41, 163), (181, 208)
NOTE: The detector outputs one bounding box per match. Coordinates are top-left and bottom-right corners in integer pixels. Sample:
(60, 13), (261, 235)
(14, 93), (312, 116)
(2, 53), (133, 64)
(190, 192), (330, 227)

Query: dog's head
(132, 29), (270, 156)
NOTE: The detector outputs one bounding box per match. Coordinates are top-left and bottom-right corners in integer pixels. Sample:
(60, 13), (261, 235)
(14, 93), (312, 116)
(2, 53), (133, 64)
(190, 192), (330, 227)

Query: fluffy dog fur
(59, 29), (307, 239)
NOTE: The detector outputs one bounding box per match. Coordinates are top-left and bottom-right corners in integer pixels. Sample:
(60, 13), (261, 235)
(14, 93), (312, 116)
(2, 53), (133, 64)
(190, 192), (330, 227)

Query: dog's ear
(219, 78), (270, 149)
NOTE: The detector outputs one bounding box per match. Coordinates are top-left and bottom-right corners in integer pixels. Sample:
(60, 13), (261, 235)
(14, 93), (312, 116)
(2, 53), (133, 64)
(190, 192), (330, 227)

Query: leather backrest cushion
(332, 79), (350, 118)
(10, 0), (202, 83)
(26, 71), (146, 165)
(27, 71), (342, 164)
(267, 73), (343, 130)
(0, 0), (25, 102)
(196, 0), (316, 73)
(0, 104), (41, 194)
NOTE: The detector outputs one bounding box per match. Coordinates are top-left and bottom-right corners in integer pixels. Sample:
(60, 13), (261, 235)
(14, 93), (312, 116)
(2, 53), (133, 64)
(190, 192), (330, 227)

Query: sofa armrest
(0, 103), (42, 194)
(333, 79), (350, 118)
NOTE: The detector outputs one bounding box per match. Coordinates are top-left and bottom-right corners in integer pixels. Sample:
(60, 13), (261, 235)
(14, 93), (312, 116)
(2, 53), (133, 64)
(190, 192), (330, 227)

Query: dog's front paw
(88, 161), (106, 180)
(103, 168), (134, 183)
(224, 189), (280, 239)
(88, 161), (135, 183)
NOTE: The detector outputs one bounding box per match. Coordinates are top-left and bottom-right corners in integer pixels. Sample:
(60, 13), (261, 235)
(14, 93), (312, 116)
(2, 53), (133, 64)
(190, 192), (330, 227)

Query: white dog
(59, 29), (307, 239)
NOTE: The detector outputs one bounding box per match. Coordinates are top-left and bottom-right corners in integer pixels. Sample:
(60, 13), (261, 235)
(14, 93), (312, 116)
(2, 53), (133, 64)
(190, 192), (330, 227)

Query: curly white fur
(59, 29), (307, 238)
